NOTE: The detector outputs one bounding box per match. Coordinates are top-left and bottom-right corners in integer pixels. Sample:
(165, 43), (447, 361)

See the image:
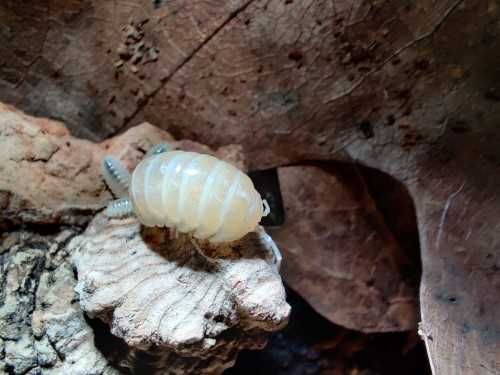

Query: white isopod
(102, 143), (271, 243)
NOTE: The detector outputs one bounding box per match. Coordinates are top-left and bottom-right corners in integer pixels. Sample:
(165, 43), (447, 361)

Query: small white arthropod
(102, 143), (271, 243)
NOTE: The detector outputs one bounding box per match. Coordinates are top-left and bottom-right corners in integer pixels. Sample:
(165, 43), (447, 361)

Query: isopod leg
(190, 238), (218, 264)
(105, 197), (134, 218)
(258, 228), (282, 269)
(145, 142), (171, 158)
(262, 199), (271, 217)
(102, 156), (131, 198)
(271, 244), (282, 269)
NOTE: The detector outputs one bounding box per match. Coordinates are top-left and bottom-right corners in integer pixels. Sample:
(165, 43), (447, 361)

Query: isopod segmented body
(103, 149), (269, 243)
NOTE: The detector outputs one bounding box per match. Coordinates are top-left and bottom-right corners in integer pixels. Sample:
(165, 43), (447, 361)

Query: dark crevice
(0, 219), (81, 236)
(85, 315), (132, 374)
(46, 335), (65, 362)
(25, 254), (46, 317)
(357, 164), (422, 289)
(228, 287), (431, 375)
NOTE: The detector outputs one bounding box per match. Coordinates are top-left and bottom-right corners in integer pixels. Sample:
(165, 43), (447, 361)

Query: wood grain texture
(71, 213), (290, 373)
(0, 228), (120, 375)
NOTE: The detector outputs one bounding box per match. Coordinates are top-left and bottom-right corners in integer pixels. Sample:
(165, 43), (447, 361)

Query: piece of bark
(0, 228), (119, 375)
(270, 163), (418, 333)
(0, 102), (172, 225)
(70, 212), (290, 374)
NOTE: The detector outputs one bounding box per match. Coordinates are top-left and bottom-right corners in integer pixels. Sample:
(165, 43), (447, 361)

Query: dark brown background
(1, 0), (499, 373)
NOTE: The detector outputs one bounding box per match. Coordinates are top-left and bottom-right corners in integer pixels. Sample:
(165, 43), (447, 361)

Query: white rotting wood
(71, 212), (290, 373)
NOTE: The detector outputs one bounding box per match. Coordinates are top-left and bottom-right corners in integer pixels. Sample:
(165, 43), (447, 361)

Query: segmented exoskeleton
(102, 143), (270, 243)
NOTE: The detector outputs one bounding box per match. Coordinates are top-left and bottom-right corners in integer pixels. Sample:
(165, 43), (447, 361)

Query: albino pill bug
(103, 149), (270, 243)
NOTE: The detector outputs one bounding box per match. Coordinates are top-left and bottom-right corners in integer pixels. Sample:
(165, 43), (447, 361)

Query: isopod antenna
(102, 156), (131, 198)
